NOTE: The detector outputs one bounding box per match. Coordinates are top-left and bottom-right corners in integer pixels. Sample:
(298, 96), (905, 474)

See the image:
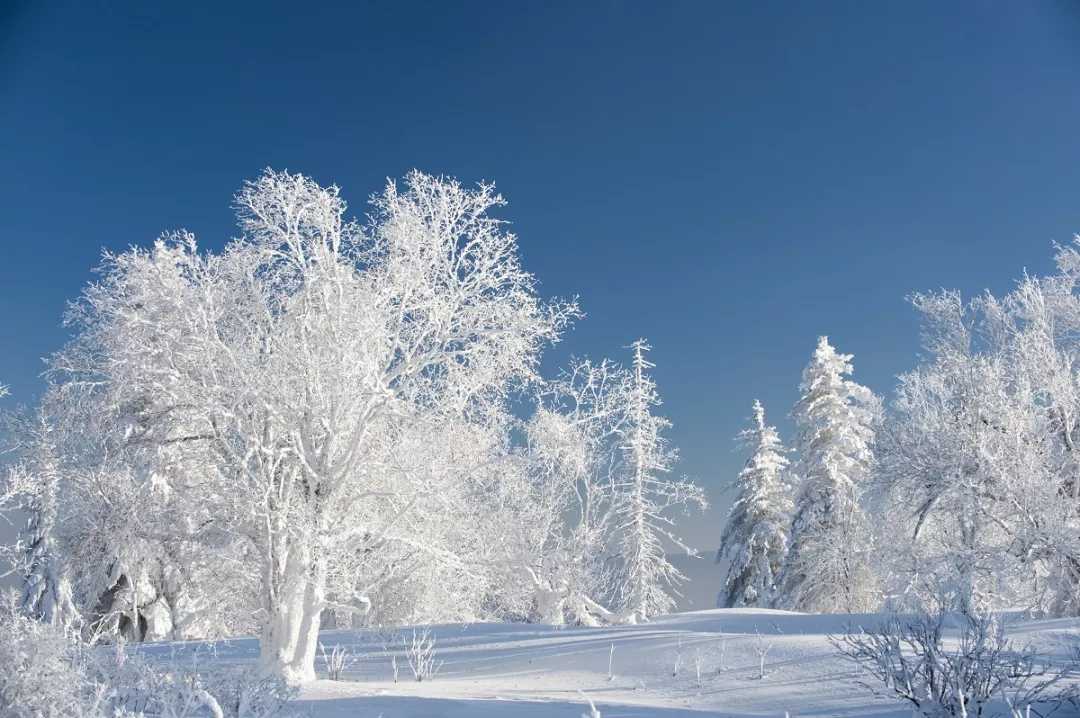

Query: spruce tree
(716, 400), (792, 608)
(614, 340), (705, 622)
(776, 336), (879, 613)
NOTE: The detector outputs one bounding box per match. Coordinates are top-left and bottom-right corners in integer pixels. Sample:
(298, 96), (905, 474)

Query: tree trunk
(258, 536), (325, 684)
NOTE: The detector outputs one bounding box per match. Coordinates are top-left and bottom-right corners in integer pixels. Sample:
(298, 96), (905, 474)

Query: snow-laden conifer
(716, 400), (792, 608)
(613, 340), (705, 622)
(776, 337), (879, 613)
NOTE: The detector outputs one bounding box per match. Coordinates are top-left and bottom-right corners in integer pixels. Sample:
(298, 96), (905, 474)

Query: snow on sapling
(752, 629), (773, 680)
(671, 635), (683, 677)
(692, 646), (707, 689)
(716, 628), (728, 673)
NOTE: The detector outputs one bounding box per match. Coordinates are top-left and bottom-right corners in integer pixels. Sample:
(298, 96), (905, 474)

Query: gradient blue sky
(3, 2), (1080, 550)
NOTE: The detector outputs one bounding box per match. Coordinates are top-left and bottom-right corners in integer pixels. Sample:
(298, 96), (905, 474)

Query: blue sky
(2, 1), (1080, 550)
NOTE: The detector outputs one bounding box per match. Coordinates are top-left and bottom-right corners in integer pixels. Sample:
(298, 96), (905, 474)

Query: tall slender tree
(716, 400), (792, 608)
(776, 336), (879, 613)
(613, 340), (706, 622)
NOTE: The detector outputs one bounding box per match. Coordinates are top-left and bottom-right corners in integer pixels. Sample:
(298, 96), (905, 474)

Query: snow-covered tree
(513, 357), (632, 626)
(776, 336), (879, 613)
(10, 366), (257, 645)
(716, 400), (792, 608)
(57, 169), (576, 682)
(0, 401), (84, 633)
(612, 340), (706, 622)
(17, 417), (80, 631)
(879, 268), (1080, 615)
(988, 252), (1080, 614)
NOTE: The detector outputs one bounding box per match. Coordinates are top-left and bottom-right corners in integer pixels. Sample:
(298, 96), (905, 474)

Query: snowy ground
(136, 608), (1080, 717)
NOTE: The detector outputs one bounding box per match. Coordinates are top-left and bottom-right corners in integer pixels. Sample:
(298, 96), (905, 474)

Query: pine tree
(614, 340), (706, 622)
(716, 400), (793, 608)
(776, 336), (879, 613)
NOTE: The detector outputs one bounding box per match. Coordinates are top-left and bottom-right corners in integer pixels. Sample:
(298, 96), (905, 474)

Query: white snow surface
(133, 608), (1080, 717)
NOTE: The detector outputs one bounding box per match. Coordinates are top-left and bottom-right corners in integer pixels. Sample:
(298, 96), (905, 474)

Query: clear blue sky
(3, 1), (1080, 550)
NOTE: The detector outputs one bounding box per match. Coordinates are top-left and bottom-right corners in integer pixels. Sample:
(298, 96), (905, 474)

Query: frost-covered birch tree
(716, 400), (792, 608)
(613, 340), (705, 622)
(776, 336), (879, 613)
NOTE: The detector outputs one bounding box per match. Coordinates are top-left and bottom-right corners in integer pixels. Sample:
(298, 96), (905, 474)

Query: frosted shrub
(188, 666), (295, 718)
(93, 647), (296, 718)
(405, 627), (443, 682)
(833, 611), (1077, 717)
(319, 642), (355, 681)
(0, 602), (95, 717)
(0, 595), (295, 718)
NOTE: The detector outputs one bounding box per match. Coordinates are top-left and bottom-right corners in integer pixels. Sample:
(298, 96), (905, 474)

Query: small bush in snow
(405, 627), (442, 682)
(0, 595), (295, 718)
(94, 646), (297, 718)
(832, 610), (1078, 718)
(319, 642), (355, 681)
(0, 598), (95, 717)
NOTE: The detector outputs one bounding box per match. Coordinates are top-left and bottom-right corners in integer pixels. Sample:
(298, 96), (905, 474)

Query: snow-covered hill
(137, 609), (1080, 717)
